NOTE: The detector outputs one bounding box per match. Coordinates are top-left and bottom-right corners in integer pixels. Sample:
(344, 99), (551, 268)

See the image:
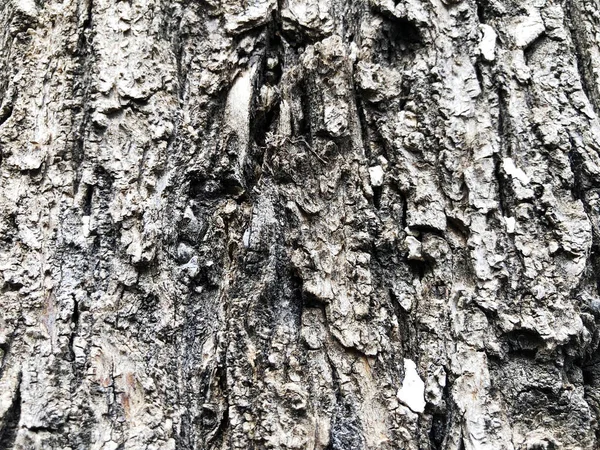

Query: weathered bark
(1, 0), (600, 448)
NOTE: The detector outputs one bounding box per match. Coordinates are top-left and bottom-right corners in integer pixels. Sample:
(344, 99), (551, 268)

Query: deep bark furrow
(565, 0), (600, 117)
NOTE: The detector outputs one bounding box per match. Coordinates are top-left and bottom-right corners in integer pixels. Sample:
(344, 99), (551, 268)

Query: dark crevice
(565, 0), (600, 116)
(523, 32), (547, 65)
(429, 413), (448, 450)
(254, 99), (280, 148)
(188, 170), (247, 202)
(278, 26), (318, 49)
(374, 9), (423, 50)
(72, 0), (95, 193)
(0, 102), (13, 128)
(504, 328), (545, 357)
(326, 405), (366, 450)
(355, 95), (370, 160)
(68, 296), (80, 363)
(0, 102), (14, 167)
(0, 374), (21, 448)
(387, 17), (422, 45)
(399, 83), (411, 111)
(492, 152), (509, 217)
(567, 142), (587, 201)
(475, 0), (485, 23)
(82, 184), (93, 215)
(372, 185), (382, 209)
(591, 248), (600, 298)
(389, 288), (416, 357)
(400, 192), (408, 229)
(25, 423), (66, 433)
(476, 0), (514, 20)
(297, 77), (313, 141)
(204, 403), (229, 447)
(567, 136), (600, 296)
(323, 349), (366, 450)
(430, 374), (452, 449)
(474, 62), (484, 92)
(582, 359), (600, 385)
(447, 216), (470, 240)
(0, 342), (8, 369)
(0, 334), (15, 381)
(173, 11), (187, 104)
(248, 25), (283, 188)
(409, 224), (445, 236)
(278, 2), (323, 50)
(497, 86), (511, 155)
(3, 280), (23, 291)
(287, 271), (307, 333)
(82, 0), (92, 30)
(296, 280), (325, 314)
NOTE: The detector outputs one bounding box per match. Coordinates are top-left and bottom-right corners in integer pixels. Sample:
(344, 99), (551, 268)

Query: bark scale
(1, 0), (600, 449)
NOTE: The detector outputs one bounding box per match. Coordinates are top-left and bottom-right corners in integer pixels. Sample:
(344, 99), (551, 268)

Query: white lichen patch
(369, 165), (384, 187)
(503, 157), (530, 185)
(505, 216), (516, 234)
(397, 358), (426, 413)
(479, 25), (497, 61)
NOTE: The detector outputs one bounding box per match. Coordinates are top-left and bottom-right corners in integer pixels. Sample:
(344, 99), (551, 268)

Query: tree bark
(1, 0), (600, 448)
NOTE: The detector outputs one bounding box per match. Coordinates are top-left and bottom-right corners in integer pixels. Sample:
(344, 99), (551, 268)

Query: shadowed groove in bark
(71, 0), (94, 189)
(565, 0), (600, 117)
(0, 376), (21, 449)
(0, 103), (13, 129)
(493, 85), (513, 218)
(68, 296), (80, 363)
(327, 405), (366, 450)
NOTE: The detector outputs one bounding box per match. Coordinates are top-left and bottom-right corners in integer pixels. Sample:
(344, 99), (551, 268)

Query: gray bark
(1, 0), (600, 449)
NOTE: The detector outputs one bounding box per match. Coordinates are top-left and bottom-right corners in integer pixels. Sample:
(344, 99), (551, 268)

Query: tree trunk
(1, 0), (600, 448)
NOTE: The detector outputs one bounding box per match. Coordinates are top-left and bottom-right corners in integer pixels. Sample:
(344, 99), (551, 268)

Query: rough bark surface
(2, 0), (600, 449)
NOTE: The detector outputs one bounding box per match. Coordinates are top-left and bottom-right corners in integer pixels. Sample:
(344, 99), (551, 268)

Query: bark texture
(1, 0), (600, 448)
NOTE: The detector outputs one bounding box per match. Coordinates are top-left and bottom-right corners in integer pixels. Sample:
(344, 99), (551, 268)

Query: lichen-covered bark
(2, 0), (600, 449)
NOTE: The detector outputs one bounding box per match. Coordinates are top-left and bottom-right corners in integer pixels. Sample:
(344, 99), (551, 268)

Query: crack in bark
(564, 0), (600, 119)
(71, 0), (94, 192)
(0, 373), (21, 448)
(0, 102), (12, 166)
(493, 87), (512, 217)
(565, 1), (599, 113)
(68, 295), (80, 364)
(0, 102), (13, 129)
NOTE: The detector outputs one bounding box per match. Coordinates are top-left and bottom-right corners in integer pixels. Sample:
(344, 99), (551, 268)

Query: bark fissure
(0, 374), (21, 449)
(565, 0), (600, 116)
